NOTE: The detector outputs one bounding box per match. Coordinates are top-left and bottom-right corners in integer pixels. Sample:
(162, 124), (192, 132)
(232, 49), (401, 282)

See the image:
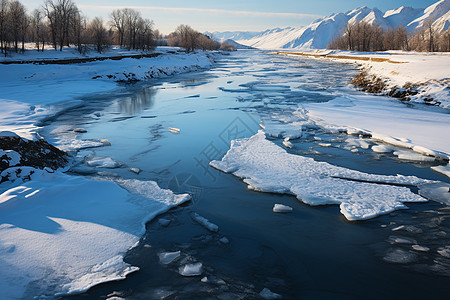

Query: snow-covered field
(0, 46), (212, 298)
(0, 167), (190, 298)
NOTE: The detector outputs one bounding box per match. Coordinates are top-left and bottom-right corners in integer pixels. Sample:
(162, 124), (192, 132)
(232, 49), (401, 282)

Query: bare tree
(0, 0), (8, 55)
(43, 0), (79, 51)
(8, 0), (27, 53)
(110, 9), (125, 46)
(87, 17), (109, 53)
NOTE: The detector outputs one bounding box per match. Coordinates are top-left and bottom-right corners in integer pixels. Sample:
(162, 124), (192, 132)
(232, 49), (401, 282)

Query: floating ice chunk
(210, 131), (429, 221)
(159, 251), (181, 265)
(313, 137), (322, 141)
(87, 157), (121, 168)
(351, 148), (358, 153)
(73, 128), (87, 133)
(178, 262), (203, 276)
(318, 142), (331, 147)
(273, 204), (293, 213)
(59, 138), (111, 151)
(346, 138), (370, 149)
(372, 144), (393, 153)
(219, 237), (229, 244)
(130, 167), (141, 174)
(392, 225), (405, 231)
(282, 138), (293, 149)
(169, 127), (180, 134)
(260, 119), (302, 139)
(437, 246), (450, 259)
(383, 249), (417, 264)
(431, 164), (450, 178)
(259, 288), (282, 299)
(201, 276), (208, 283)
(158, 218), (171, 227)
(191, 213), (219, 232)
(393, 150), (435, 162)
(412, 245), (430, 252)
(388, 236), (416, 245)
(419, 182), (450, 205)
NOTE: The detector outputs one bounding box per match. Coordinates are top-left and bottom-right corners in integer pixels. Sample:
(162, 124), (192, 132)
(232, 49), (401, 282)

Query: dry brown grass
(274, 51), (407, 64)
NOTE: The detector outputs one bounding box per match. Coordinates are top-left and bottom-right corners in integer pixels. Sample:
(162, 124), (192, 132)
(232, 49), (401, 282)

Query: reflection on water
(118, 86), (157, 115)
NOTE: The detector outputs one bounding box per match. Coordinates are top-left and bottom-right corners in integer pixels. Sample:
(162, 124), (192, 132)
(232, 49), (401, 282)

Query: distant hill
(211, 0), (450, 50)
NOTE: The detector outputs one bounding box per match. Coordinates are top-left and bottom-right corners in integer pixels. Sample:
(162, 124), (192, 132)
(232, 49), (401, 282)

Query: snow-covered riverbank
(278, 50), (450, 109)
(0, 47), (213, 298)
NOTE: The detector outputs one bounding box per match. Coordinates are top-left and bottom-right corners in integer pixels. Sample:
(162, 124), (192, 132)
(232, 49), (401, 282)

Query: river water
(41, 50), (450, 299)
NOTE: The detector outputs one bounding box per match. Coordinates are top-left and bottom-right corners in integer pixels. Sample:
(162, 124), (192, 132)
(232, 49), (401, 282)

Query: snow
(159, 251), (181, 265)
(0, 150), (21, 167)
(191, 212), (219, 232)
(178, 263), (203, 276)
(210, 131), (430, 221)
(0, 47), (214, 140)
(273, 204), (293, 213)
(0, 170), (190, 298)
(304, 93), (450, 159)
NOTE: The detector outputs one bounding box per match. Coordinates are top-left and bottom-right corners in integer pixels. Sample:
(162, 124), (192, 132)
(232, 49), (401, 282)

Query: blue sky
(22, 0), (438, 34)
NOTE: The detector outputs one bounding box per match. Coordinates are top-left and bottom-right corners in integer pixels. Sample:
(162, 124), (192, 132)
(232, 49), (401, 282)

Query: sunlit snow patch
(0, 172), (190, 299)
(210, 131), (431, 221)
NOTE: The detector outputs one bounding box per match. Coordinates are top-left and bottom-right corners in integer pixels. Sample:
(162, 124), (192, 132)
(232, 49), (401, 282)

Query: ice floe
(210, 131), (431, 221)
(372, 144), (393, 153)
(191, 212), (219, 232)
(273, 204), (293, 213)
(178, 262), (203, 276)
(87, 157), (121, 168)
(282, 137), (294, 149)
(159, 251), (181, 265)
(431, 164), (450, 178)
(169, 127), (180, 134)
(393, 150), (436, 162)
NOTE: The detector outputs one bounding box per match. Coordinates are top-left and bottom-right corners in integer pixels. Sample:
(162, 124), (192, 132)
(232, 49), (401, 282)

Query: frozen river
(39, 50), (450, 299)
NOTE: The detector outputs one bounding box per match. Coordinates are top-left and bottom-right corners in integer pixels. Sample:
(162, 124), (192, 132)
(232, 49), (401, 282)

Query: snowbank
(210, 131), (430, 221)
(0, 47), (215, 139)
(303, 93), (450, 160)
(0, 170), (190, 298)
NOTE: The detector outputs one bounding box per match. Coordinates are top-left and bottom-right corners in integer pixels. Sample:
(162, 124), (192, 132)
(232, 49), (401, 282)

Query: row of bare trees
(328, 20), (450, 52)
(0, 0), (226, 56)
(167, 24), (221, 52)
(0, 0), (157, 55)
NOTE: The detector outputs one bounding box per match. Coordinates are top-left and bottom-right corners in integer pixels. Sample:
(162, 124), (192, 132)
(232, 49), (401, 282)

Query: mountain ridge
(209, 0), (450, 50)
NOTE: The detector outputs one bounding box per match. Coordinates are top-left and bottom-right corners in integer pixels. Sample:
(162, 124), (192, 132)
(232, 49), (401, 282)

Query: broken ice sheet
(210, 131), (433, 221)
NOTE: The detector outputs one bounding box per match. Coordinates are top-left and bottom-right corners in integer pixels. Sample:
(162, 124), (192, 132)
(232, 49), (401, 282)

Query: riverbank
(276, 50), (450, 109)
(0, 46), (214, 299)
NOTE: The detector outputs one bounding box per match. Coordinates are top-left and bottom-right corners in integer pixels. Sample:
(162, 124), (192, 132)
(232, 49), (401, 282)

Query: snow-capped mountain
(211, 0), (450, 50)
